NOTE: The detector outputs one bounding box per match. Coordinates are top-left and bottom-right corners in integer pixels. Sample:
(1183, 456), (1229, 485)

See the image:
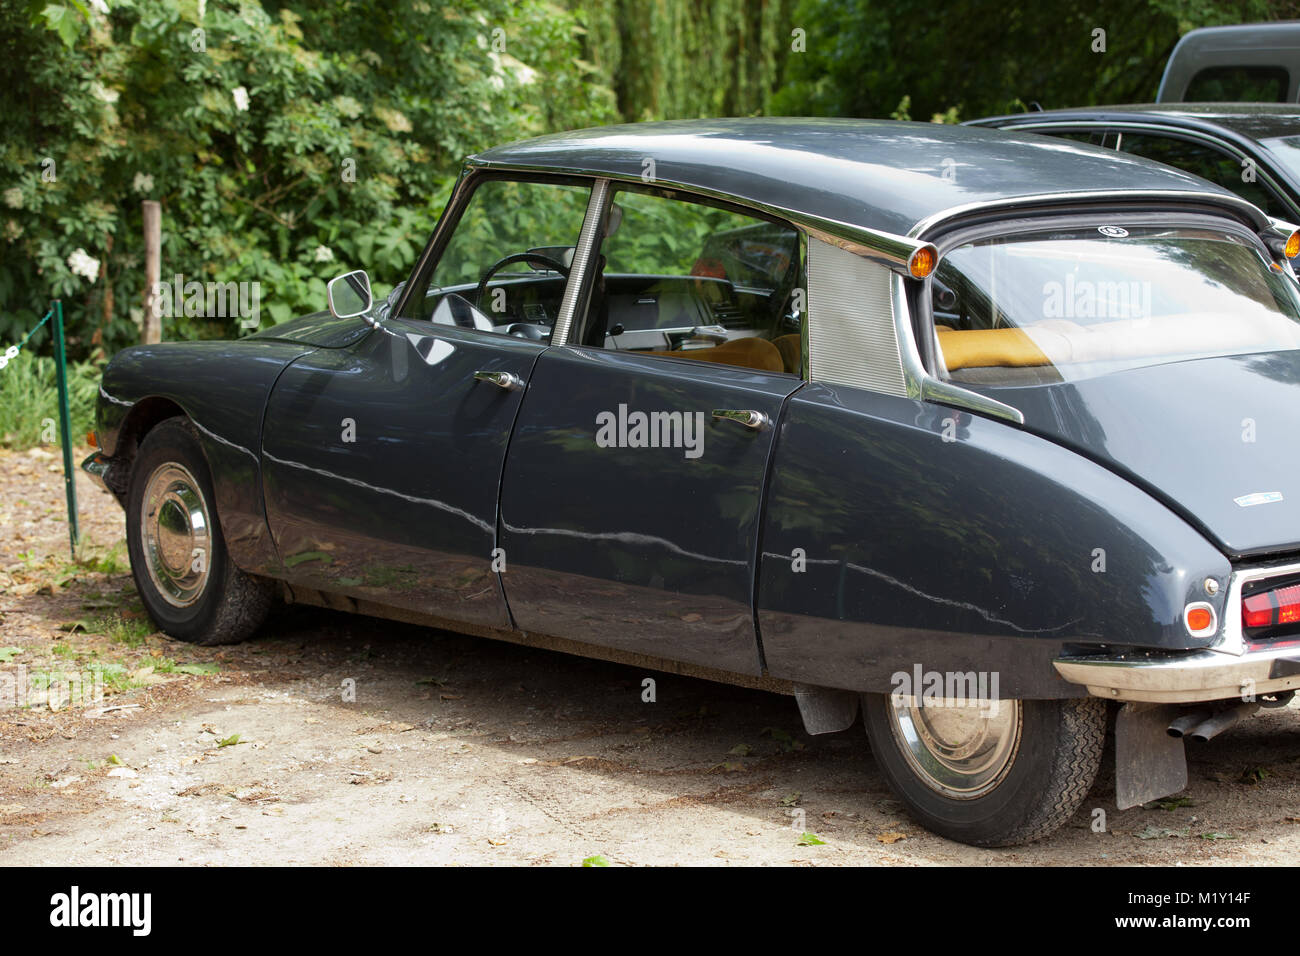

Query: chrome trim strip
(799, 232), (811, 381)
(466, 157), (935, 276)
(906, 188), (1271, 240)
(890, 272), (1027, 424)
(1053, 645), (1300, 704)
(1260, 216), (1300, 261)
(552, 178), (610, 346)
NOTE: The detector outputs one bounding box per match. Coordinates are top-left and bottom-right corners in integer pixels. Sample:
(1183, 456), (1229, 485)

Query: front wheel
(862, 691), (1105, 846)
(125, 418), (272, 645)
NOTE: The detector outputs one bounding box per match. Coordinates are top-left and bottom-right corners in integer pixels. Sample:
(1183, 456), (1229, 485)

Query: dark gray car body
(89, 118), (1300, 709)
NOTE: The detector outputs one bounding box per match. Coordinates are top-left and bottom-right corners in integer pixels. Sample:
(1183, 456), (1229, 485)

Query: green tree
(772, 0), (1279, 121)
(1, 0), (618, 355)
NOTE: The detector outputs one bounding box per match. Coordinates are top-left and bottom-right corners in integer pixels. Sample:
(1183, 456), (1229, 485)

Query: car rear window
(931, 225), (1300, 385)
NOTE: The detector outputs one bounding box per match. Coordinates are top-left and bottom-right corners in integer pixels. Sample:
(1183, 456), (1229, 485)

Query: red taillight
(1243, 583), (1300, 629)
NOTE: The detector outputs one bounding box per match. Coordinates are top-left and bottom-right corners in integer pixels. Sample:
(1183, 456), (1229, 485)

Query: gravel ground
(3, 445), (1300, 865)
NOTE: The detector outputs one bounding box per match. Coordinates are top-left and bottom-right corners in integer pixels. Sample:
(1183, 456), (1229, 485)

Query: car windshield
(932, 225), (1300, 385)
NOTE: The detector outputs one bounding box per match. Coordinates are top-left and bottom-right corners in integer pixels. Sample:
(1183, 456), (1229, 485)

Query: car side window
(581, 186), (804, 376)
(1184, 66), (1289, 103)
(1116, 132), (1287, 218)
(412, 179), (591, 339)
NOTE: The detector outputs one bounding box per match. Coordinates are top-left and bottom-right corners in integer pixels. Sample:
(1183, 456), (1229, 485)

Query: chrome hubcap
(887, 694), (1021, 798)
(140, 462), (211, 608)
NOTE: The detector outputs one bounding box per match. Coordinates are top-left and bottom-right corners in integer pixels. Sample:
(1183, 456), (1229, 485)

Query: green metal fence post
(52, 299), (79, 556)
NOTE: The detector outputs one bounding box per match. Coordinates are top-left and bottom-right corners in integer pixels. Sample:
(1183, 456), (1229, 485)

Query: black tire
(125, 417), (272, 645)
(862, 692), (1105, 847)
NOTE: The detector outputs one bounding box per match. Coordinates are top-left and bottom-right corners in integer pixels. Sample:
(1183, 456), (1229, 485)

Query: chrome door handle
(711, 409), (771, 430)
(474, 370), (524, 391)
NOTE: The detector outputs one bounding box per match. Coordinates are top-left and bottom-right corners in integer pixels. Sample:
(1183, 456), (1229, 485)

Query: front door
(261, 176), (594, 628)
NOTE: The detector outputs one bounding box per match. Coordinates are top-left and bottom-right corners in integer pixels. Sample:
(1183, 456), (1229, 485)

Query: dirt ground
(2, 447), (1300, 866)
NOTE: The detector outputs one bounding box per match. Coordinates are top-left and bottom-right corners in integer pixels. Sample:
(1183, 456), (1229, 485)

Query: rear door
(497, 184), (805, 674)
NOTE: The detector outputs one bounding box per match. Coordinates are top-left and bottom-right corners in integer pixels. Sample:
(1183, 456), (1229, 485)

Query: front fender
(97, 339), (315, 575)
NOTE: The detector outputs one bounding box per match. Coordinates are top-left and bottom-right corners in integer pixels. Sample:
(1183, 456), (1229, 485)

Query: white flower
(197, 0), (206, 19)
(132, 172), (155, 194)
(90, 0), (109, 14)
(313, 245), (334, 263)
(232, 86), (250, 112)
(91, 82), (120, 104)
(67, 248), (100, 282)
(3, 188), (22, 209)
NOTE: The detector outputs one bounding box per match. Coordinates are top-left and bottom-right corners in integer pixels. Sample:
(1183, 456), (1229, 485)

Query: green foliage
(5, 0), (1290, 366)
(569, 0), (797, 119)
(432, 179), (591, 288)
(2, 0), (619, 357)
(773, 0), (1282, 121)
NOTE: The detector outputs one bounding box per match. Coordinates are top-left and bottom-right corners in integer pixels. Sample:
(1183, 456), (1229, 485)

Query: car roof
(971, 103), (1300, 142)
(469, 117), (1261, 237)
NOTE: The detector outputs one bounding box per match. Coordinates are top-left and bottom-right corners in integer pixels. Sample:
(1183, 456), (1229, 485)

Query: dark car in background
(82, 118), (1300, 846)
(1158, 22), (1300, 104)
(969, 103), (1300, 221)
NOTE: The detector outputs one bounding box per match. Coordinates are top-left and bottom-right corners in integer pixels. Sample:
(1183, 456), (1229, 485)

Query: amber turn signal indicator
(1184, 601), (1218, 637)
(909, 246), (936, 279)
(1286, 231), (1300, 259)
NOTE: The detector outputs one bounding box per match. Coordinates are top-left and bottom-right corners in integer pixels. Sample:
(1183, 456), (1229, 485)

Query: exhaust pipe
(1187, 702), (1260, 743)
(1168, 709), (1212, 738)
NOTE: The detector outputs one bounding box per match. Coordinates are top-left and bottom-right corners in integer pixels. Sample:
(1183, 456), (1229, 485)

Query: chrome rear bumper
(1054, 644), (1300, 703)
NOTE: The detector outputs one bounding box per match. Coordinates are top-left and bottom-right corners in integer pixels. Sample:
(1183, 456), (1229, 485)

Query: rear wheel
(862, 691), (1105, 846)
(126, 418), (272, 645)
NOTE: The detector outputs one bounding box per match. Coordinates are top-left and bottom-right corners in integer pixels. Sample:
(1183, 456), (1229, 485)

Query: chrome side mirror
(327, 269), (374, 323)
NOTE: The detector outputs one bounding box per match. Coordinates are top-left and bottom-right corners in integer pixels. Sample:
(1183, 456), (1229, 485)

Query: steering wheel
(473, 252), (571, 311)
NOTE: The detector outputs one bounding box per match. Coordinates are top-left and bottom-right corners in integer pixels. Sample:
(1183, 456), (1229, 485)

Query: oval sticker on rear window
(1098, 226), (1129, 238)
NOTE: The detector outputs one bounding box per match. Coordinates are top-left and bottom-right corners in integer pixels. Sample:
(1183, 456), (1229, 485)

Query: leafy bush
(2, 0), (619, 358)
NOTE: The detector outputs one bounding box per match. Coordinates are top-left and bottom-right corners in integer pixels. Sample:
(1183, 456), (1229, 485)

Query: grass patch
(91, 612), (154, 647)
(154, 659), (220, 676)
(74, 542), (127, 576)
(0, 352), (101, 449)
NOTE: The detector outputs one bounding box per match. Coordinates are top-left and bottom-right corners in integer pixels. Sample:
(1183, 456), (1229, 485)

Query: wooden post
(141, 200), (162, 344)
